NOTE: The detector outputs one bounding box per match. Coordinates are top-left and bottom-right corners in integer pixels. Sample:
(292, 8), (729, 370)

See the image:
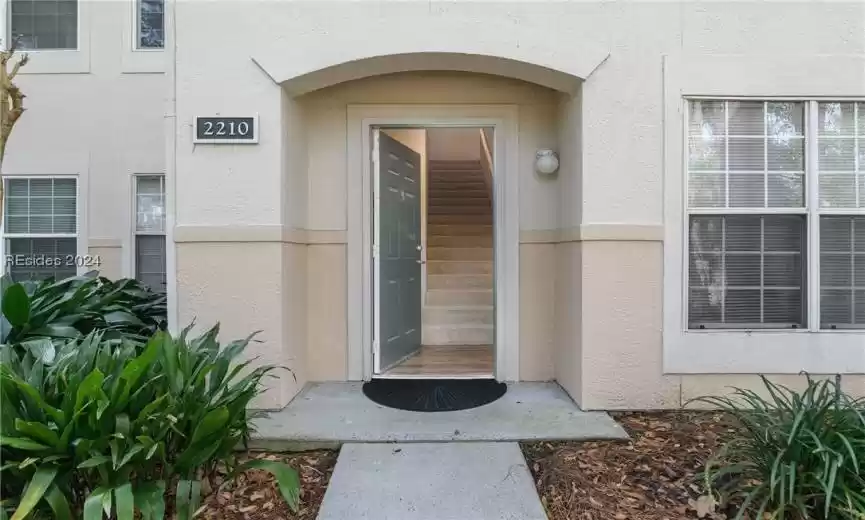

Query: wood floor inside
(382, 345), (494, 378)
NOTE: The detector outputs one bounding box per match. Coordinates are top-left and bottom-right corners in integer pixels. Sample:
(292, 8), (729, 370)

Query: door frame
(346, 105), (520, 382)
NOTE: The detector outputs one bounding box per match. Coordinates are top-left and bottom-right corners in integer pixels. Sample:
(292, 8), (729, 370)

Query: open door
(373, 130), (423, 373)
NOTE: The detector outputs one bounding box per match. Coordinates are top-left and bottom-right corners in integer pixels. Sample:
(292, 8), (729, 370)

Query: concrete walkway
(317, 442), (547, 520)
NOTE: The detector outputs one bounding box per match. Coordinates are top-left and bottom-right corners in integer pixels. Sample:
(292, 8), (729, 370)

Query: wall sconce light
(535, 149), (559, 176)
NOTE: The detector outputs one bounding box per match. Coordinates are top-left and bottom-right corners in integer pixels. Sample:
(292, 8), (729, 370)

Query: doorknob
(416, 259), (426, 264)
(416, 245), (422, 251)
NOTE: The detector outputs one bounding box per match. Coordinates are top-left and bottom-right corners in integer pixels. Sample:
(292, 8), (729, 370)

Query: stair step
(424, 324), (494, 346)
(430, 181), (487, 189)
(428, 224), (493, 236)
(427, 190), (490, 198)
(428, 206), (490, 215)
(428, 274), (493, 290)
(427, 247), (493, 261)
(427, 289), (493, 306)
(423, 305), (494, 326)
(429, 215), (493, 224)
(427, 260), (493, 275)
(429, 193), (490, 206)
(429, 160), (482, 169)
(428, 235), (493, 248)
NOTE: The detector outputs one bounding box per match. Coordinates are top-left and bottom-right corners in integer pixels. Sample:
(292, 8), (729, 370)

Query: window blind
(3, 177), (78, 282)
(134, 176), (166, 293)
(4, 178), (77, 235)
(687, 101), (806, 329)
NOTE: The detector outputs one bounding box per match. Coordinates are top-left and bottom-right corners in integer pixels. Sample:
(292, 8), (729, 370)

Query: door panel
(375, 130), (423, 372)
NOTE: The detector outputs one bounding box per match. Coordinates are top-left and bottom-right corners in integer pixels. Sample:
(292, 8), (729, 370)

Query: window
(2, 177), (78, 281)
(136, 0), (164, 49)
(134, 175), (166, 292)
(817, 102), (865, 328)
(9, 0), (77, 50)
(687, 100), (865, 331)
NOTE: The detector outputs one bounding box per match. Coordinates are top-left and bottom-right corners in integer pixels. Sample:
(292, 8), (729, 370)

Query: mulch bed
(198, 450), (338, 520)
(522, 412), (737, 520)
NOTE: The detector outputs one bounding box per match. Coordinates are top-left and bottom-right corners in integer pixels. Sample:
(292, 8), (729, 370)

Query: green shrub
(1, 273), (167, 349)
(693, 375), (865, 520)
(0, 325), (298, 519)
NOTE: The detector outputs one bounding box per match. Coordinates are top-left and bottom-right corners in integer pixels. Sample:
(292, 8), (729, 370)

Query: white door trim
(346, 104), (520, 382)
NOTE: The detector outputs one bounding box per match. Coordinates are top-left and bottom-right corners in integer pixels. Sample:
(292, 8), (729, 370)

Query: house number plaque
(193, 116), (258, 144)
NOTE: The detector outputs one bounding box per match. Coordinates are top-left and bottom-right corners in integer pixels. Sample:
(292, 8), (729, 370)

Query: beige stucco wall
(165, 0), (865, 410)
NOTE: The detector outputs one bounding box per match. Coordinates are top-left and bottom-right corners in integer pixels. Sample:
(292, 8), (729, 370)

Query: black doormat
(362, 379), (507, 412)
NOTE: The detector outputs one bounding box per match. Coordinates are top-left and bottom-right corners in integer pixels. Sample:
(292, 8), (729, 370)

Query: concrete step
(423, 305), (494, 325)
(428, 224), (492, 236)
(428, 235), (493, 248)
(427, 289), (493, 306)
(427, 260), (493, 275)
(427, 274), (493, 290)
(429, 214), (493, 224)
(428, 206), (490, 215)
(424, 324), (494, 345)
(427, 247), (493, 261)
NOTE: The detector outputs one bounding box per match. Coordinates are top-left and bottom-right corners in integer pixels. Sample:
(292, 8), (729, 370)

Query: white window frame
(662, 54), (865, 375)
(0, 0), (90, 74)
(0, 174), (82, 278)
(120, 0), (164, 74)
(132, 174), (166, 290)
(133, 0), (164, 51)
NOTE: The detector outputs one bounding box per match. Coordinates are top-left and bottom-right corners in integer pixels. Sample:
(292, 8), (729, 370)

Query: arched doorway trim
(252, 28), (608, 95)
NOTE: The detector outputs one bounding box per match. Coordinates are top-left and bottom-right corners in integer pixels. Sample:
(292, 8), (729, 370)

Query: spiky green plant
(0, 325), (297, 519)
(692, 375), (865, 520)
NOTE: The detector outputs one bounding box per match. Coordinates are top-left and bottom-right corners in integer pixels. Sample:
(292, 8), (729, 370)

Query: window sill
(664, 329), (865, 374)
(18, 49), (90, 75)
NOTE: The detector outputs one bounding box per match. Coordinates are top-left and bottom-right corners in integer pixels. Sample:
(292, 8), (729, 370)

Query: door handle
(416, 259), (426, 264)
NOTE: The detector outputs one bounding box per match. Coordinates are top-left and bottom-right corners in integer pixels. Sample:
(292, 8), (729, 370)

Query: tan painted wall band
(89, 238), (123, 248)
(520, 224), (663, 244)
(175, 225), (659, 245)
(174, 226), (348, 245)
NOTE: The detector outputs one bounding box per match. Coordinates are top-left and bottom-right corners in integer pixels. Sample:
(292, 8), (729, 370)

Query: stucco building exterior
(2, 0), (865, 410)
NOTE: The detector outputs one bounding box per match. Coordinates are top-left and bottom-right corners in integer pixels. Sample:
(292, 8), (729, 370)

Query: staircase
(424, 160), (494, 346)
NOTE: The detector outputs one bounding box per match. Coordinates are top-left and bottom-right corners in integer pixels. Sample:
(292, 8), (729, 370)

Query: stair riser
(427, 290), (493, 306)
(430, 161), (483, 168)
(428, 235), (493, 248)
(424, 326), (494, 346)
(427, 261), (493, 275)
(428, 206), (490, 215)
(428, 225), (493, 236)
(430, 182), (488, 190)
(423, 308), (494, 326)
(427, 248), (493, 261)
(428, 197), (491, 206)
(427, 191), (490, 198)
(429, 215), (493, 224)
(428, 274), (493, 290)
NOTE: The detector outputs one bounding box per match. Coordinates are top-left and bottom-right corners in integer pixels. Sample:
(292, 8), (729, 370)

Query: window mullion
(807, 100), (821, 331)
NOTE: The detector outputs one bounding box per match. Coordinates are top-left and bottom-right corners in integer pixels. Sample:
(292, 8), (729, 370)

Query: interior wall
(427, 128), (480, 161)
